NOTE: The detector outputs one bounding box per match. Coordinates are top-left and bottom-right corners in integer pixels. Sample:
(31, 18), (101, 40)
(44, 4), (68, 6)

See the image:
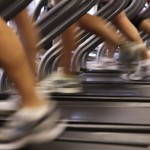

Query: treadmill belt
(60, 104), (150, 125)
(82, 86), (144, 97)
(59, 131), (150, 146)
(53, 85), (150, 97)
(1, 85), (150, 98)
(23, 141), (149, 150)
(78, 73), (150, 97)
(80, 73), (150, 83)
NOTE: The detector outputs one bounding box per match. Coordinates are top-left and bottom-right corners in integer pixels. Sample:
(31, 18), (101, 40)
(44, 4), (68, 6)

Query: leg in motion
(13, 9), (41, 76)
(139, 18), (150, 34)
(113, 11), (149, 60)
(48, 24), (82, 94)
(40, 0), (82, 94)
(77, 13), (142, 71)
(113, 11), (150, 80)
(78, 13), (124, 47)
(0, 17), (65, 149)
(48, 13), (125, 92)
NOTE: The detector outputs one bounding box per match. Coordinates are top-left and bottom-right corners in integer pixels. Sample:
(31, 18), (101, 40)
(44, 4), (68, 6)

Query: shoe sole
(88, 65), (118, 70)
(129, 74), (150, 81)
(120, 74), (129, 80)
(37, 85), (82, 94)
(29, 120), (67, 144)
(0, 121), (67, 150)
(52, 87), (82, 94)
(121, 74), (150, 81)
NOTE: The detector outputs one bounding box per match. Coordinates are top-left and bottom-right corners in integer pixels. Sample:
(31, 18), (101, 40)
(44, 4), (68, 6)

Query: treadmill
(36, 0), (150, 100)
(34, 1), (150, 147)
(2, 1), (150, 150)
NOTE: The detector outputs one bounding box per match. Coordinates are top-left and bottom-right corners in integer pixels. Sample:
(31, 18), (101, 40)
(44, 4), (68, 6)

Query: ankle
(119, 40), (130, 47)
(140, 49), (150, 60)
(63, 68), (77, 76)
(21, 97), (48, 109)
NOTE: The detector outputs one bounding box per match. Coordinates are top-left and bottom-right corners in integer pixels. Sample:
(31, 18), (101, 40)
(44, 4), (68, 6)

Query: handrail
(0, 0), (15, 13)
(35, 0), (73, 27)
(0, 0), (33, 21)
(38, 0), (80, 38)
(32, 0), (48, 20)
(37, 0), (100, 47)
(125, 0), (147, 20)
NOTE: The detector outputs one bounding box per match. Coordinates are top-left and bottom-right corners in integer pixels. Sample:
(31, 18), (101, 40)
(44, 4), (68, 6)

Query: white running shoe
(121, 59), (150, 81)
(87, 57), (118, 70)
(37, 69), (82, 94)
(0, 100), (66, 150)
(119, 42), (144, 63)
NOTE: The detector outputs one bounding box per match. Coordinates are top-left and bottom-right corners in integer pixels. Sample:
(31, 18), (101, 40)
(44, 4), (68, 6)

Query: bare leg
(13, 9), (41, 76)
(59, 24), (78, 75)
(0, 10), (65, 147)
(77, 13), (125, 47)
(0, 17), (45, 108)
(105, 32), (126, 58)
(113, 11), (149, 60)
(105, 40), (117, 58)
(139, 18), (150, 34)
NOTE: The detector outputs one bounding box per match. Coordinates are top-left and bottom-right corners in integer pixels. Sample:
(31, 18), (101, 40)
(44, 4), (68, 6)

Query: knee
(139, 19), (150, 32)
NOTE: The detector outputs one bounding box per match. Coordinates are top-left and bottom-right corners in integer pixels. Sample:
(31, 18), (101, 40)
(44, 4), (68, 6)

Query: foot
(119, 42), (144, 64)
(38, 69), (82, 94)
(121, 59), (150, 81)
(0, 94), (20, 117)
(87, 57), (118, 70)
(0, 101), (66, 150)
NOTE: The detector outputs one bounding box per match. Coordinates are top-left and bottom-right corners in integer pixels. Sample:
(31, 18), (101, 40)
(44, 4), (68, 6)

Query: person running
(41, 0), (149, 94)
(0, 6), (66, 150)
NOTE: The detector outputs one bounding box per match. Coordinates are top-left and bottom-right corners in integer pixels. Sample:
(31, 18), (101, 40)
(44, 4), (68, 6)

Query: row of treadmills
(0, 0), (150, 149)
